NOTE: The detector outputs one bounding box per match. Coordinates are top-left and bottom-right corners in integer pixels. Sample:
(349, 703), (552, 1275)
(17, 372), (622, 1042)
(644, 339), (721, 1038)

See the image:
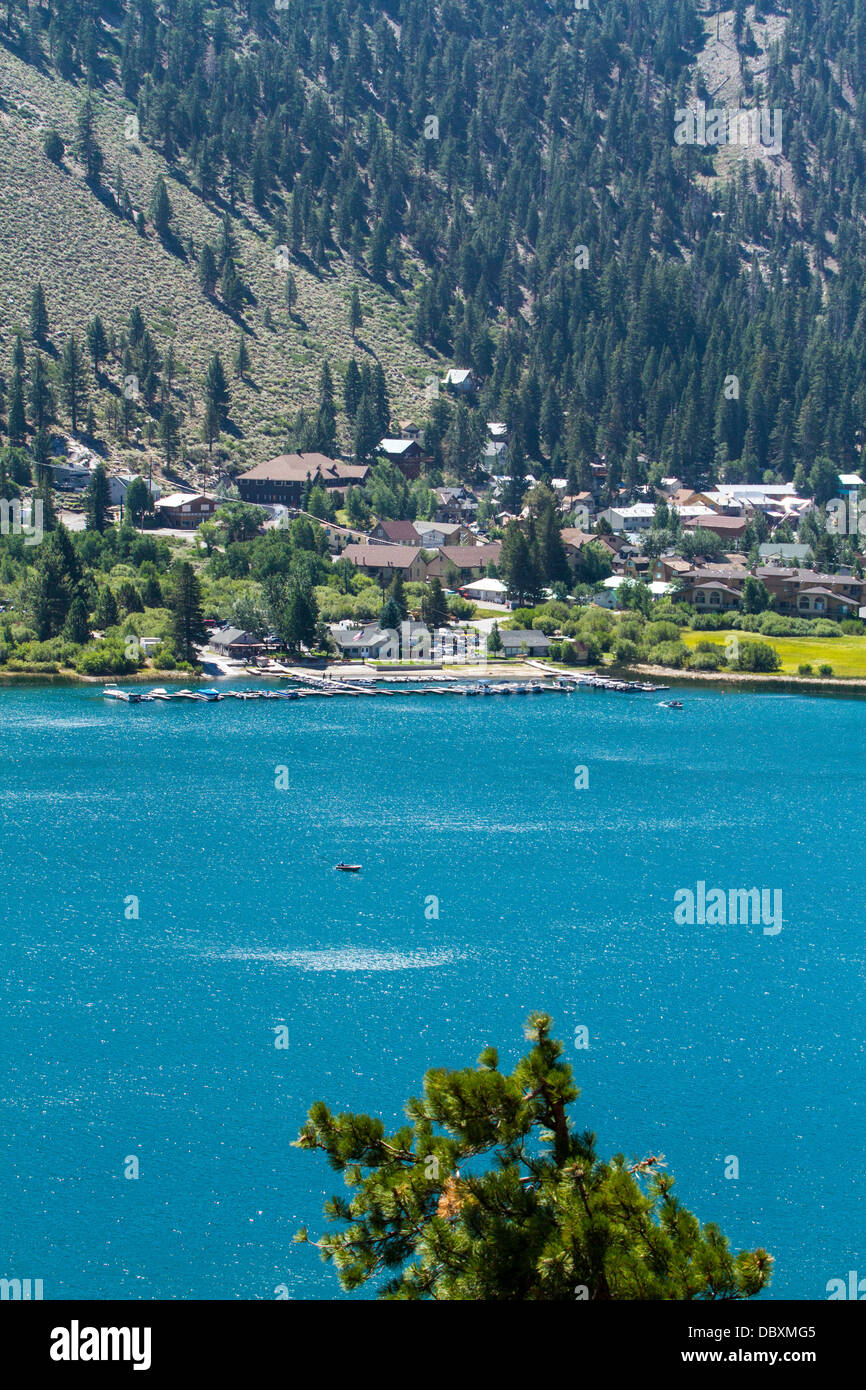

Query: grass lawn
(680, 629), (866, 678)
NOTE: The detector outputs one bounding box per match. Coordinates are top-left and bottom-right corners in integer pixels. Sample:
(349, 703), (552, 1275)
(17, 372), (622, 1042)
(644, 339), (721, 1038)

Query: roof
(155, 491), (216, 509)
(439, 543), (502, 567)
(332, 624), (393, 650)
(758, 543), (812, 558)
(560, 528), (596, 548)
(797, 587), (857, 603)
(415, 520), (462, 536)
(443, 368), (474, 385)
(379, 438), (418, 455)
(460, 578), (507, 595)
(339, 544), (424, 569)
(499, 629), (550, 647)
(684, 514), (747, 530)
(838, 474), (864, 487)
(241, 454), (369, 483)
(375, 520), (421, 543)
(210, 627), (260, 646)
(693, 582), (742, 597)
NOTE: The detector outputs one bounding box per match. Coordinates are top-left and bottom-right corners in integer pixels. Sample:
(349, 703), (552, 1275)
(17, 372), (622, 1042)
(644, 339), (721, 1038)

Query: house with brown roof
(370, 519), (421, 545)
(677, 565), (866, 618)
(154, 492), (219, 528)
(432, 543), (502, 582)
(338, 544), (431, 582)
(237, 454), (370, 507)
(682, 514), (748, 543)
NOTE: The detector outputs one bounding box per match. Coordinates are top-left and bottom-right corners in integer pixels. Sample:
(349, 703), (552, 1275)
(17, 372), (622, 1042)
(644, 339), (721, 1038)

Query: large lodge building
(236, 453), (370, 508)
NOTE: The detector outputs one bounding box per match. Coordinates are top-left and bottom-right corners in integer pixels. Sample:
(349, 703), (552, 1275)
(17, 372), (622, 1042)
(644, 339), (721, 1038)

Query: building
(597, 503), (656, 532)
(237, 454), (370, 507)
(682, 514), (748, 543)
(370, 519), (422, 544)
(331, 624), (395, 660)
(413, 520), (466, 547)
(47, 461), (91, 491)
(758, 543), (813, 564)
(154, 492), (219, 528)
(441, 368), (477, 394)
(678, 566), (866, 618)
(498, 629), (551, 657)
(311, 520), (369, 553)
(208, 627), (264, 658)
(434, 487), (478, 522)
(459, 578), (508, 605)
(378, 439), (424, 477)
(338, 544), (430, 582)
(435, 543), (502, 582)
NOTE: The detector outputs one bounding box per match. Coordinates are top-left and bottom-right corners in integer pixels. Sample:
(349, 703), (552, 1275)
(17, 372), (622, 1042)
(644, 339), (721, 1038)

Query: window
(710, 591), (720, 605)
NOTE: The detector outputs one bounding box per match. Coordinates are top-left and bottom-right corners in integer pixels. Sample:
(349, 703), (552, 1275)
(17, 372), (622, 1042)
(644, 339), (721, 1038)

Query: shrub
(818, 664), (834, 677)
(612, 638), (639, 663)
(797, 663), (813, 675)
(645, 640), (688, 669)
(732, 640), (781, 673)
(687, 651), (719, 671)
(644, 621), (682, 646)
(840, 619), (865, 636)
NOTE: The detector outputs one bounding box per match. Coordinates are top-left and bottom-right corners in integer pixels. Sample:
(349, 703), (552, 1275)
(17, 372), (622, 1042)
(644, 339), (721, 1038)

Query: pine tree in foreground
(295, 1013), (773, 1300)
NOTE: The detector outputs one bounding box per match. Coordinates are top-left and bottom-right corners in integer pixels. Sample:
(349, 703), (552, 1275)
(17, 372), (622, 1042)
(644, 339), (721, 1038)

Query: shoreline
(4, 657), (866, 698)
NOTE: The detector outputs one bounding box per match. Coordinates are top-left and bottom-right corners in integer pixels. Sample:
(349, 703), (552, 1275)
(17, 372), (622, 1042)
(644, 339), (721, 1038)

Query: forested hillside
(1, 0), (866, 494)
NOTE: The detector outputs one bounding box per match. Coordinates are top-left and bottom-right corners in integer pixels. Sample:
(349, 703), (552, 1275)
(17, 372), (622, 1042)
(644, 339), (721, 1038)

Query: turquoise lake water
(1, 680), (863, 1300)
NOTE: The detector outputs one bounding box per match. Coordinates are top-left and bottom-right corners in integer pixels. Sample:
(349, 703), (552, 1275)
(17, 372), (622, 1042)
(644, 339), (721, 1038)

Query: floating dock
(103, 673), (669, 704)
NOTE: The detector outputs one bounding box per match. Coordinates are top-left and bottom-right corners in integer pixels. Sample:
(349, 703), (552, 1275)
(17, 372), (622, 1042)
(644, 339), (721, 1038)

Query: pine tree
(7, 367), (26, 444)
(349, 286), (363, 341)
(28, 353), (55, 434)
(148, 175), (173, 241)
(94, 584), (118, 628)
(204, 353), (230, 428)
(198, 243), (217, 297)
(220, 257), (244, 312)
(75, 96), (103, 186)
(233, 332), (250, 379)
(170, 561), (206, 663)
(85, 316), (108, 375)
(296, 1012), (773, 1300)
(86, 462), (110, 533)
(285, 272), (298, 316)
(344, 358), (361, 419)
(29, 283), (49, 342)
(63, 593), (90, 644)
(60, 335), (87, 434)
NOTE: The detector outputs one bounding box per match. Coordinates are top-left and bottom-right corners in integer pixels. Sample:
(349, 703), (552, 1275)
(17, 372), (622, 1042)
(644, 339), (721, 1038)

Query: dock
(103, 673), (669, 704)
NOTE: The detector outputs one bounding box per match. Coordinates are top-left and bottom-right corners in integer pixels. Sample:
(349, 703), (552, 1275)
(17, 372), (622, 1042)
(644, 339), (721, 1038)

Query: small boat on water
(335, 863), (361, 872)
(659, 699), (683, 709)
(147, 687), (172, 701)
(103, 685), (144, 702)
(197, 688), (222, 701)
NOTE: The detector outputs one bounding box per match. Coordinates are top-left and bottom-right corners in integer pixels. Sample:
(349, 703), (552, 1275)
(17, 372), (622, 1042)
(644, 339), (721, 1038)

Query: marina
(101, 672), (671, 704)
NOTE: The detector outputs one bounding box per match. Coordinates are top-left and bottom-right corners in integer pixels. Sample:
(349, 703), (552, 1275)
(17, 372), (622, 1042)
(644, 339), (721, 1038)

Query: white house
(459, 578), (508, 605)
(442, 368), (476, 394)
(597, 503), (656, 531)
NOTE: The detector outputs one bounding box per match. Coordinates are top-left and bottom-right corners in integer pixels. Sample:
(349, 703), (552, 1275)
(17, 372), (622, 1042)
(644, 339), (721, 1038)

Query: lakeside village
(3, 370), (866, 689)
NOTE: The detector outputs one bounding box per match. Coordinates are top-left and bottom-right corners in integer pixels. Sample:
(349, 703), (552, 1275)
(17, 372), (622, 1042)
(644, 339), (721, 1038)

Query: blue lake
(0, 680), (863, 1299)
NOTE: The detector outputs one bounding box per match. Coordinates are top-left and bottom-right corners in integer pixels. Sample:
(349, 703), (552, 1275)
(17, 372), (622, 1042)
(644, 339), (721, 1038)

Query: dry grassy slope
(695, 5), (792, 194)
(0, 45), (444, 481)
